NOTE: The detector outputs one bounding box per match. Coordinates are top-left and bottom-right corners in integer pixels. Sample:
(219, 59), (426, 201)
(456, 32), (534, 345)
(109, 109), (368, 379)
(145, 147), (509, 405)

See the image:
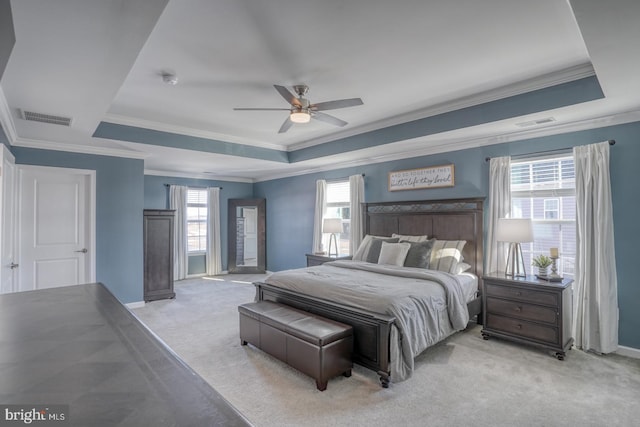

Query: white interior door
(18, 166), (94, 291)
(0, 146), (17, 294)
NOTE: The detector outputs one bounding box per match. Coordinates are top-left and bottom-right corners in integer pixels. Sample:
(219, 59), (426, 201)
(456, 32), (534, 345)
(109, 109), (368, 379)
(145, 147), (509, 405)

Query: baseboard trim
(125, 301), (145, 309)
(616, 345), (640, 359)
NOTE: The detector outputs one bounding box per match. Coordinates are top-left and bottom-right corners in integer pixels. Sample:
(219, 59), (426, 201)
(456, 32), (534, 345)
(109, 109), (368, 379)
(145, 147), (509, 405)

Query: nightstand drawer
(485, 283), (558, 306)
(486, 297), (558, 325)
(486, 313), (558, 345)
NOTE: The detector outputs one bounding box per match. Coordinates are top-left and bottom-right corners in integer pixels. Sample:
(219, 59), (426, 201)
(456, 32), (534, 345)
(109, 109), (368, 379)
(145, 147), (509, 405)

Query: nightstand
(305, 253), (352, 267)
(481, 272), (574, 360)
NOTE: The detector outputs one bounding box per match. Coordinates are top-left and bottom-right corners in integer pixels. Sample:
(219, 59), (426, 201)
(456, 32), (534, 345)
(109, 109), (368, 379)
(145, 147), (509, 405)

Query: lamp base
(328, 233), (339, 257)
(505, 242), (527, 277)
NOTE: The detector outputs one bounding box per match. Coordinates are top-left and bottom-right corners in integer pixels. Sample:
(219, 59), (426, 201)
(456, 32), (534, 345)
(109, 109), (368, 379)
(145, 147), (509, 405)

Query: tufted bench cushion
(239, 300), (353, 391)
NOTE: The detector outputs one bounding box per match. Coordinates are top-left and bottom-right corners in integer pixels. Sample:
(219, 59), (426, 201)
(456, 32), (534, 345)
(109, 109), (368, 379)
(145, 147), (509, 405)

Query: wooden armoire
(143, 209), (175, 302)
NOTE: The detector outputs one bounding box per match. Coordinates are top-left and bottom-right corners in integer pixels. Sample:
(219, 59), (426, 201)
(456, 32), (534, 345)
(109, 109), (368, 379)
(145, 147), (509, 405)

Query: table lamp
(323, 218), (343, 257)
(496, 218), (533, 277)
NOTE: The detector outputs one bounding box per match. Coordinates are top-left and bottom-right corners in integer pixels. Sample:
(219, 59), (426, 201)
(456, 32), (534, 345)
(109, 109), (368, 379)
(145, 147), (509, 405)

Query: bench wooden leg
(343, 369), (352, 377)
(316, 380), (327, 391)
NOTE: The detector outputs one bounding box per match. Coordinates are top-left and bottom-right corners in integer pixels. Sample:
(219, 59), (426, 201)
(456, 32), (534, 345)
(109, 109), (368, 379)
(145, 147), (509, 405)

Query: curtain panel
(486, 156), (511, 274)
(349, 174), (365, 255)
(573, 142), (618, 354)
(206, 187), (222, 276)
(169, 185), (188, 281)
(311, 180), (327, 254)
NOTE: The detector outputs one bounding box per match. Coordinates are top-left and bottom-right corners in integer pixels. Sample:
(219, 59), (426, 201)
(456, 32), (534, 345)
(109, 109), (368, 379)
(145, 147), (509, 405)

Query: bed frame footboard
(254, 282), (395, 387)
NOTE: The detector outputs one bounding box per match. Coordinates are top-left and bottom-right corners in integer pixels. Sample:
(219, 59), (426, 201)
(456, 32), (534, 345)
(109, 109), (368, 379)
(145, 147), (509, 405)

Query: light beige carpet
(133, 276), (640, 427)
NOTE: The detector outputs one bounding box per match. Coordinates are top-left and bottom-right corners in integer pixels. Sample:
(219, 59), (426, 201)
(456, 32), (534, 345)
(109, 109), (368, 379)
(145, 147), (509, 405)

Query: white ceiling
(1, 0), (640, 181)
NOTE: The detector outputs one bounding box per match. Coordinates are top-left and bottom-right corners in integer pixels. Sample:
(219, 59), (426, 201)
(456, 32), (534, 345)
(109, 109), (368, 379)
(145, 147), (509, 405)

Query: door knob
(75, 248), (88, 253)
(9, 263), (19, 269)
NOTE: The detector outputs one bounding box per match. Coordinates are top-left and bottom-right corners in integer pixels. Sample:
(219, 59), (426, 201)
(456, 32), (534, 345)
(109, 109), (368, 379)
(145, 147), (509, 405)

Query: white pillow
(378, 241), (411, 266)
(430, 240), (466, 274)
(392, 233), (429, 242)
(455, 262), (472, 274)
(352, 234), (385, 261)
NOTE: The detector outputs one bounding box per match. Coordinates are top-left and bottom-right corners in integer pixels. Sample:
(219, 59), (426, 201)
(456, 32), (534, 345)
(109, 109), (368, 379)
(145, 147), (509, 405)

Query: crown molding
(287, 63), (597, 152)
(102, 113), (286, 151)
(144, 168), (254, 183)
(253, 106), (640, 182)
(12, 137), (149, 159)
(0, 86), (18, 143)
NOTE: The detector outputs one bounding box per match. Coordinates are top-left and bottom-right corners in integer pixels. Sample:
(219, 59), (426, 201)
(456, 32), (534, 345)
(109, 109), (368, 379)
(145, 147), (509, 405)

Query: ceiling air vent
(515, 117), (556, 128)
(19, 109), (72, 126)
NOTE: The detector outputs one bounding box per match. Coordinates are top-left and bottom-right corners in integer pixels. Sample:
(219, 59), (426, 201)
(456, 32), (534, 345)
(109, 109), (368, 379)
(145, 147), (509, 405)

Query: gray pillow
(365, 238), (399, 263)
(402, 238), (436, 268)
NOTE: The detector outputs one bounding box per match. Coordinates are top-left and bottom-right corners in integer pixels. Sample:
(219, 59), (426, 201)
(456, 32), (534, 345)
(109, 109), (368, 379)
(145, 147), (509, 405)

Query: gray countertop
(0, 283), (252, 427)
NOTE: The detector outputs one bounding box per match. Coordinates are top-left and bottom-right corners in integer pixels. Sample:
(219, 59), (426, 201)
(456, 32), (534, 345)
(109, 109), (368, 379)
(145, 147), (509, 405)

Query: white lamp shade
(496, 218), (533, 243)
(323, 218), (342, 233)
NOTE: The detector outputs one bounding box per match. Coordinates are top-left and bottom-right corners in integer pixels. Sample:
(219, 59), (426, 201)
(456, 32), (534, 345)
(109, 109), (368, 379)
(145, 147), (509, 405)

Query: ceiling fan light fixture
(290, 110), (311, 123)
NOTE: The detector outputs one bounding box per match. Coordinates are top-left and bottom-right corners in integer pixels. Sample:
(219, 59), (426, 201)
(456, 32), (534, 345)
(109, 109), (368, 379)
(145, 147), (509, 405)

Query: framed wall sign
(388, 164), (455, 191)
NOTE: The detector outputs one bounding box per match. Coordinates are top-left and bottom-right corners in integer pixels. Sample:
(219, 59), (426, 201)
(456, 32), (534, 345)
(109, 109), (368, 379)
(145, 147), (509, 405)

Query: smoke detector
(161, 72), (178, 85)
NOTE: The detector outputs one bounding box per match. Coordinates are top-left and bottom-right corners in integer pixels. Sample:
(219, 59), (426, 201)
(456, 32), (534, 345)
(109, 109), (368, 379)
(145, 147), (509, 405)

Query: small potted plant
(532, 254), (553, 277)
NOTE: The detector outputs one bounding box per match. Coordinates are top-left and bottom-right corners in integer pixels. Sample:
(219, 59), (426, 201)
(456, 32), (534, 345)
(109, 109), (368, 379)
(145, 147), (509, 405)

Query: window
(325, 180), (351, 255)
(510, 155), (575, 278)
(544, 199), (559, 219)
(187, 189), (207, 253)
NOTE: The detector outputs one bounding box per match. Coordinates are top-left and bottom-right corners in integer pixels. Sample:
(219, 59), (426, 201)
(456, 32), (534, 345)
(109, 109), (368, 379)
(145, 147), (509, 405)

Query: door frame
(16, 165), (96, 290)
(0, 144), (17, 293)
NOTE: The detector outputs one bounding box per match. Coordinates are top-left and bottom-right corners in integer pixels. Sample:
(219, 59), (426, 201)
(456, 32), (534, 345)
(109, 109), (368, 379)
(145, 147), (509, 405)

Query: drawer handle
(514, 291), (522, 296)
(514, 306), (522, 313)
(516, 324), (522, 330)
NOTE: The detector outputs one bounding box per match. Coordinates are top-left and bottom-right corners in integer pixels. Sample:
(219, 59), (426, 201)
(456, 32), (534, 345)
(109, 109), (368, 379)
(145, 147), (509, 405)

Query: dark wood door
(144, 209), (175, 301)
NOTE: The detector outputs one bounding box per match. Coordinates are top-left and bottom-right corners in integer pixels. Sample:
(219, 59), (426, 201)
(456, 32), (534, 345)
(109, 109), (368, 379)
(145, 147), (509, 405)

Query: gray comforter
(263, 260), (471, 382)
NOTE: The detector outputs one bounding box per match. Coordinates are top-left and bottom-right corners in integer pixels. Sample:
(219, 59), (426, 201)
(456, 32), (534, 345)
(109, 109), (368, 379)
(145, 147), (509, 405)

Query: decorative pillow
(430, 240), (467, 274)
(391, 233), (429, 242)
(402, 238), (436, 268)
(352, 235), (386, 261)
(377, 241), (411, 266)
(365, 238), (400, 263)
(454, 262), (472, 274)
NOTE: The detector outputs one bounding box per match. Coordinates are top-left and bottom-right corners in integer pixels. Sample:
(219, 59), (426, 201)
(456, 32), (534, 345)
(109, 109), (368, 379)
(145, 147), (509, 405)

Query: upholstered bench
(239, 300), (353, 391)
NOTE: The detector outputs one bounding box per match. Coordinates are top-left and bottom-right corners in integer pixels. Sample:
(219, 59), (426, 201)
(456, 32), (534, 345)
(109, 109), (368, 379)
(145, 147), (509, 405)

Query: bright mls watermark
(1, 405), (68, 426)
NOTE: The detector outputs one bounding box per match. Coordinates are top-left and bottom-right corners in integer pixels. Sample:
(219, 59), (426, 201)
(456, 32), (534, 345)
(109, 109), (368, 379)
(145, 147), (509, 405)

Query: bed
(254, 197), (484, 387)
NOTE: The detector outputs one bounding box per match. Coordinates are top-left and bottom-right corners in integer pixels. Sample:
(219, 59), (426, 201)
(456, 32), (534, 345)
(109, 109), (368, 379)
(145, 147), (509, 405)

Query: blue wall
(12, 147), (145, 304)
(6, 119), (640, 349)
(144, 174), (254, 272)
(254, 121), (640, 350)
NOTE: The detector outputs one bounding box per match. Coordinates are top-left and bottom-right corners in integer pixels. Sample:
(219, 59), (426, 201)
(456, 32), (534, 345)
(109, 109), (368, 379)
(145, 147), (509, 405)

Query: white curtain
(573, 142), (618, 354)
(311, 180), (327, 254)
(349, 174), (365, 255)
(206, 187), (222, 276)
(169, 185), (188, 281)
(486, 156), (512, 274)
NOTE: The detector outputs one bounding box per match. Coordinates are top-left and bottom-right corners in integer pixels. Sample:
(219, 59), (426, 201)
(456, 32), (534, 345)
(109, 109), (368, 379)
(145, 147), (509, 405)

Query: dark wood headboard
(363, 197), (485, 285)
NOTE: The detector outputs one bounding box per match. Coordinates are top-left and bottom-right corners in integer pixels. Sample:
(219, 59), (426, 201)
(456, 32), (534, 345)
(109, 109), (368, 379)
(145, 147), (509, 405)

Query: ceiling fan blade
(278, 117), (294, 133)
(233, 108), (290, 111)
(311, 98), (363, 111)
(312, 112), (348, 127)
(274, 85), (302, 107)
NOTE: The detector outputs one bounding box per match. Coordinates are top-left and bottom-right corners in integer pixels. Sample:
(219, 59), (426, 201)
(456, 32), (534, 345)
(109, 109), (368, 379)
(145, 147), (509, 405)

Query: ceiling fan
(234, 85), (363, 133)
